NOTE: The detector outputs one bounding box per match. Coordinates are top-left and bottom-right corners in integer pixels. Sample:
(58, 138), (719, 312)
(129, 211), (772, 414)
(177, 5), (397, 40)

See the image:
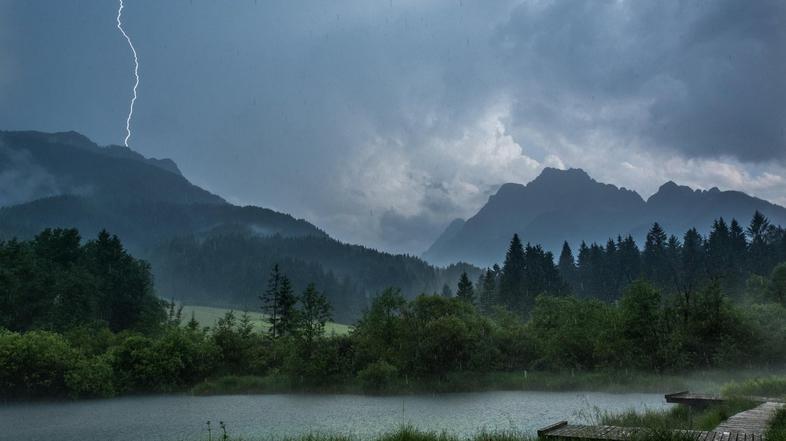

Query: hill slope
(0, 130), (477, 322)
(0, 130), (323, 249)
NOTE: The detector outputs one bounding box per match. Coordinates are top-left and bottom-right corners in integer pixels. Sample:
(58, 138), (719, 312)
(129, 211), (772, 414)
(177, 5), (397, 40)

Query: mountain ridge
(0, 130), (478, 321)
(424, 167), (786, 266)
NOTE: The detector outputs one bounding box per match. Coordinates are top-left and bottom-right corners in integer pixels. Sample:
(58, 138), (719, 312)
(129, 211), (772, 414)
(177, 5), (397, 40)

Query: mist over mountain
(424, 167), (786, 267)
(0, 131), (323, 249)
(0, 131), (477, 322)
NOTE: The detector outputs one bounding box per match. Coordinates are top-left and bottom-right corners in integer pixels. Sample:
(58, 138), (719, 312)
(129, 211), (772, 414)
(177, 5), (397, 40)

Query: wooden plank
(537, 424), (762, 441)
(602, 426), (626, 440)
(538, 421), (568, 437)
(715, 402), (783, 435)
(665, 391), (726, 406)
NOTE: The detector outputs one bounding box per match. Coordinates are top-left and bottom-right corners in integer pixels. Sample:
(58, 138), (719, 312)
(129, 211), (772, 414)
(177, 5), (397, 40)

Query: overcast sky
(1, 0), (784, 254)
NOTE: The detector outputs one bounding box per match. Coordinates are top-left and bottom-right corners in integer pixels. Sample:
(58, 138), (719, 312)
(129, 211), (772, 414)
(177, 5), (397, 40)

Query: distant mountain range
(424, 167), (786, 267)
(0, 131), (476, 321)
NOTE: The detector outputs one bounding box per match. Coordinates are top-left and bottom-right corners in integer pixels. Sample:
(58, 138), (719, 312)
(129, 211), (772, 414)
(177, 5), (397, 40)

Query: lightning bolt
(116, 0), (139, 147)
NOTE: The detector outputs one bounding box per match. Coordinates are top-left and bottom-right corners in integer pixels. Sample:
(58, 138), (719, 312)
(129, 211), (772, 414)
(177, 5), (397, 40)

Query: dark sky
(1, 0), (784, 254)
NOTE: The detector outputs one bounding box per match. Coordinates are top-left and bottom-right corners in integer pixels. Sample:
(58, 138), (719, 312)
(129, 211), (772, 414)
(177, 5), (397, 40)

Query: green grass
(409, 369), (786, 395)
(766, 408), (786, 441)
(599, 399), (757, 431)
(187, 425), (536, 441)
(179, 304), (352, 335)
(721, 375), (786, 399)
(189, 409), (786, 441)
(182, 425), (706, 441)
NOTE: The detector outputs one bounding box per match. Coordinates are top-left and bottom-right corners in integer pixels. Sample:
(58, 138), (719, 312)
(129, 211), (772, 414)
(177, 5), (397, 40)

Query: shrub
(64, 354), (115, 398)
(111, 327), (219, 393)
(0, 329), (77, 398)
(766, 408), (786, 441)
(358, 360), (399, 392)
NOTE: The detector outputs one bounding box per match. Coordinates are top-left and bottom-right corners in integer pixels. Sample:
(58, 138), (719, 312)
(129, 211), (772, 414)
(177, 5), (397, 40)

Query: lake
(0, 391), (670, 441)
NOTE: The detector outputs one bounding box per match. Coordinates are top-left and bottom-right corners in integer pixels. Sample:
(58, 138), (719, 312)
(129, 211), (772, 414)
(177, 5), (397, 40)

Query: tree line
(3, 214), (786, 399)
(0, 228), (164, 333)
(150, 231), (479, 322)
(461, 211), (786, 315)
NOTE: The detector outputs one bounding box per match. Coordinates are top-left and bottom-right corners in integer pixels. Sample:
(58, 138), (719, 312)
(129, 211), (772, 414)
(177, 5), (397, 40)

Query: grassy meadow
(180, 304), (352, 336)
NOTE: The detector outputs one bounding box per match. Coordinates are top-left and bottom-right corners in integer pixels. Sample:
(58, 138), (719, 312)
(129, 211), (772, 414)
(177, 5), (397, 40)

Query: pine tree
(558, 241), (577, 291)
(298, 283), (332, 345)
(524, 244), (563, 303)
(441, 283), (453, 298)
(728, 219), (748, 288)
(681, 228), (705, 298)
(456, 271), (475, 304)
(260, 264), (283, 338)
(479, 269), (497, 313)
(277, 275), (299, 337)
(499, 234), (526, 313)
(643, 223), (669, 288)
(576, 241), (591, 296)
(665, 234), (682, 291)
(604, 238), (620, 300)
(707, 218), (732, 282)
(617, 235), (641, 284)
(748, 211), (770, 275)
(587, 243), (605, 298)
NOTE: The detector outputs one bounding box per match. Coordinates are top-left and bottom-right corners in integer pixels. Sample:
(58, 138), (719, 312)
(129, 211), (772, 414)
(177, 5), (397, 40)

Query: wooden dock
(538, 422), (765, 441)
(664, 391), (784, 407)
(714, 402), (784, 434)
(538, 401), (783, 440)
(665, 391), (725, 407)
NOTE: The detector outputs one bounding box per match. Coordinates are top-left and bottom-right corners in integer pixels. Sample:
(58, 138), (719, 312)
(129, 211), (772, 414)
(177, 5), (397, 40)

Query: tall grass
(189, 426), (536, 441)
(765, 408), (786, 441)
(598, 399), (757, 431)
(185, 425), (708, 441)
(721, 376), (786, 399)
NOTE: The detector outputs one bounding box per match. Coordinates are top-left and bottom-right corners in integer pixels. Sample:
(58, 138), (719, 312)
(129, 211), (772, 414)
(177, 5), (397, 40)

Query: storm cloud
(0, 0), (783, 253)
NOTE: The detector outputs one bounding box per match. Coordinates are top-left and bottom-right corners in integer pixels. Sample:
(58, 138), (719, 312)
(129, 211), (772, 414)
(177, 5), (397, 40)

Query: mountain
(642, 181), (786, 238)
(0, 130), (324, 249)
(0, 130), (478, 321)
(424, 167), (786, 266)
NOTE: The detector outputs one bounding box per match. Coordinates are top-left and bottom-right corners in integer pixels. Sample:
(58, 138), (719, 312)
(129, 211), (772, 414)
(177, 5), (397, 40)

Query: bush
(0, 329), (78, 398)
(64, 354), (115, 398)
(191, 374), (290, 395)
(358, 360), (399, 392)
(111, 328), (219, 393)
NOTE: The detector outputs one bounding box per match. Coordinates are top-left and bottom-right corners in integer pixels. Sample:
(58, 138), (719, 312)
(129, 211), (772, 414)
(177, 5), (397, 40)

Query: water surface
(0, 391), (670, 441)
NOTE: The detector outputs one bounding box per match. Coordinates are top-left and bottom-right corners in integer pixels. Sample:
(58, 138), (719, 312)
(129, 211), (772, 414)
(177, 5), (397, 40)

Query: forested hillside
(475, 211), (786, 315)
(4, 223), (786, 400)
(150, 227), (480, 322)
(0, 131), (478, 321)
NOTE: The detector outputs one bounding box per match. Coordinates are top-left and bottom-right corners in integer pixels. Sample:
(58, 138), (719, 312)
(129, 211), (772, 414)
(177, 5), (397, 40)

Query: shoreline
(190, 369), (784, 397)
(5, 368), (784, 403)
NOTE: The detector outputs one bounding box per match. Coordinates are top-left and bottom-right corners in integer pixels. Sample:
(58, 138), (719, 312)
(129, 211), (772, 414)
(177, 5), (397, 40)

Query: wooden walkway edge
(665, 391), (785, 407)
(537, 423), (764, 441)
(538, 401), (782, 440)
(714, 402), (784, 434)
